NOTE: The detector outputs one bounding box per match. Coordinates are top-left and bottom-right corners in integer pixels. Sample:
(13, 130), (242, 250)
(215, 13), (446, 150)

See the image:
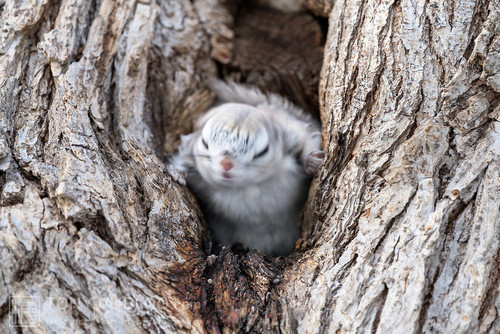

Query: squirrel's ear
(179, 133), (191, 144)
(178, 133), (195, 151)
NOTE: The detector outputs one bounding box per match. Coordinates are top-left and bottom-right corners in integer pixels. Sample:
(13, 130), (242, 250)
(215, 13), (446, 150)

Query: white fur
(170, 81), (323, 255)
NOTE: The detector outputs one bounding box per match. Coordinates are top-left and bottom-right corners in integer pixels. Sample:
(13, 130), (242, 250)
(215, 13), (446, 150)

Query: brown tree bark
(1, 0), (499, 333)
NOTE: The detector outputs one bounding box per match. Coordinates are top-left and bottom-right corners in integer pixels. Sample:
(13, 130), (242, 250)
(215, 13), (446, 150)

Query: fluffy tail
(209, 79), (307, 119)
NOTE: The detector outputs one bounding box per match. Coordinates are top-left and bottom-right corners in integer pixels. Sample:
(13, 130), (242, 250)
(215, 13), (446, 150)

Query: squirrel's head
(192, 103), (283, 187)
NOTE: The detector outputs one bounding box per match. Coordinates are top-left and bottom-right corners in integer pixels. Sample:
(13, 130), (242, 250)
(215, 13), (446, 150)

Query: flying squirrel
(168, 80), (324, 256)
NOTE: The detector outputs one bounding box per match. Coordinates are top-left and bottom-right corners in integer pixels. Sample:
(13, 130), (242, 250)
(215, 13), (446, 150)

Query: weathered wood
(0, 0), (499, 333)
(1, 0), (213, 332)
(291, 0), (500, 332)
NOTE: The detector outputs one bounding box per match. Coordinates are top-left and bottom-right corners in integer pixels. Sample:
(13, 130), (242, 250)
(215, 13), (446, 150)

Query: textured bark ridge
(1, 0), (499, 333)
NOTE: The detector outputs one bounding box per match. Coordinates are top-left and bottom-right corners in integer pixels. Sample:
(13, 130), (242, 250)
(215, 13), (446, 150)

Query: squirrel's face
(193, 104), (281, 187)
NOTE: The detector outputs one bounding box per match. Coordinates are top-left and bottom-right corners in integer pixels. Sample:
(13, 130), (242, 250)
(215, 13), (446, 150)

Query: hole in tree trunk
(159, 2), (326, 255)
(211, 2), (326, 257)
(151, 2), (327, 329)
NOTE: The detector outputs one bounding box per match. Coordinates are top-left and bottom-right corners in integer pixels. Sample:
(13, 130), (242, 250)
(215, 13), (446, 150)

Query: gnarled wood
(0, 0), (498, 333)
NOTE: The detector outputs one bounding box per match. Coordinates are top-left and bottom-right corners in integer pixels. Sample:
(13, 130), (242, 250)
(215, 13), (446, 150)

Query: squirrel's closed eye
(201, 138), (209, 149)
(254, 145), (269, 159)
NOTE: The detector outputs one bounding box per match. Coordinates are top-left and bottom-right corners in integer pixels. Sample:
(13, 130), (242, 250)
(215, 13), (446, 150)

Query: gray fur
(170, 81), (323, 255)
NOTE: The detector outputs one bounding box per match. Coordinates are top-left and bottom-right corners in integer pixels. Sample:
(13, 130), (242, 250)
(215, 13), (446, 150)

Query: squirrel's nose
(220, 157), (234, 171)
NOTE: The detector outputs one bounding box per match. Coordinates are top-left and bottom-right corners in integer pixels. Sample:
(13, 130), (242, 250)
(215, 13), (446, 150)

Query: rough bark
(0, 1), (499, 334)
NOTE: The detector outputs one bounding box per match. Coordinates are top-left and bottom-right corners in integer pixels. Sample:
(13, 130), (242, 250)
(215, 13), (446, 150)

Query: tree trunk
(1, 0), (498, 333)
